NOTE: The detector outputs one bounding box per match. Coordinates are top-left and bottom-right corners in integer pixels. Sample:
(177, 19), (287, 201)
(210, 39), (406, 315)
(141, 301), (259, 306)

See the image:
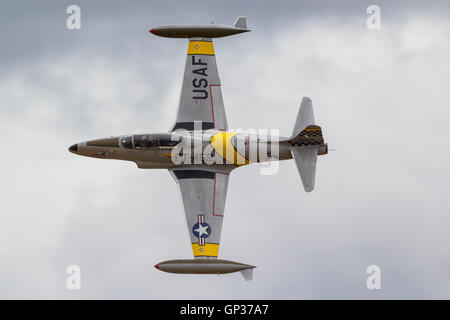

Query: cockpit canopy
(120, 133), (182, 149)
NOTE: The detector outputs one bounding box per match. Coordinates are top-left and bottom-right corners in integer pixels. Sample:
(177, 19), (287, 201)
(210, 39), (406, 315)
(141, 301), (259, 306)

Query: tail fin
(233, 16), (247, 29)
(287, 98), (326, 192)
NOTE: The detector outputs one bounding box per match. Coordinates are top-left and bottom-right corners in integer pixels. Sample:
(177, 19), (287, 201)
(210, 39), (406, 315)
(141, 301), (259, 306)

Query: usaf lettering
(192, 56), (208, 100)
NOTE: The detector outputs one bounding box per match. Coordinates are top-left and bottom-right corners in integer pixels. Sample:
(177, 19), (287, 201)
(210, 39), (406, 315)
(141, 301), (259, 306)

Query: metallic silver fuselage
(70, 130), (293, 169)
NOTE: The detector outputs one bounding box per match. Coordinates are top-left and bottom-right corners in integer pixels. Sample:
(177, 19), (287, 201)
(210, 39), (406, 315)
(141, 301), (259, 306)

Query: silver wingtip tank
(154, 259), (256, 280)
(149, 16), (250, 38)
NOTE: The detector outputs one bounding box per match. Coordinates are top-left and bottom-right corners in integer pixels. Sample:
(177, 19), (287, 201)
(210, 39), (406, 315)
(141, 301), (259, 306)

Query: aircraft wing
(171, 39), (228, 131)
(169, 168), (230, 258)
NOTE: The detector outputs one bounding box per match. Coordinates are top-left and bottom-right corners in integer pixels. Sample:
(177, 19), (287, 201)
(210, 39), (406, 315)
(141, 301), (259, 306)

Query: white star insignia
(195, 223), (209, 237)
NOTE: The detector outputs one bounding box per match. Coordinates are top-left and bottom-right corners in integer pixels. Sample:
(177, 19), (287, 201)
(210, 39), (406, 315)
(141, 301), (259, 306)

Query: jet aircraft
(69, 17), (328, 280)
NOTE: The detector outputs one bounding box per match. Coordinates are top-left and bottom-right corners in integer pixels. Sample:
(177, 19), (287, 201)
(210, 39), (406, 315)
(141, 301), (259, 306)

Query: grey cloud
(0, 1), (449, 299)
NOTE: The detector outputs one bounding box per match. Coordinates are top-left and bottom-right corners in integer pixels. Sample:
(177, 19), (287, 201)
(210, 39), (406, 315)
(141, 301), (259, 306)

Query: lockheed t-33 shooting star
(68, 17), (328, 280)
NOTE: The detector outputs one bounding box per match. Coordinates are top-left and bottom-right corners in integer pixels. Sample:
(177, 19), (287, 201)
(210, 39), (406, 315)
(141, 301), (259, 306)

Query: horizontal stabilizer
(291, 146), (318, 192)
(284, 97), (326, 192)
(292, 97), (315, 138)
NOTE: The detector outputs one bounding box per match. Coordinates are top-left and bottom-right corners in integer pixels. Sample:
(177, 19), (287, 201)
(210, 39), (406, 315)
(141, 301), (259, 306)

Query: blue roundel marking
(192, 222), (212, 239)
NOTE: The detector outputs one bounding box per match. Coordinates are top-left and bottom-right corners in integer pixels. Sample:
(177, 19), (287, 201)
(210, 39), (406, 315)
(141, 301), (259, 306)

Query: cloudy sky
(1, 0), (449, 299)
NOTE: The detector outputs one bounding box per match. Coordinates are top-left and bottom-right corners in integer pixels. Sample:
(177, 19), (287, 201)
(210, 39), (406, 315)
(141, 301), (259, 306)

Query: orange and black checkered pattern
(288, 125), (324, 147)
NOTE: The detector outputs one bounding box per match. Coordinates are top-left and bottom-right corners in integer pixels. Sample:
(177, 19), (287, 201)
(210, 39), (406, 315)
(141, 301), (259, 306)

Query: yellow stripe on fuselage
(210, 132), (249, 167)
(187, 41), (215, 55)
(192, 243), (220, 257)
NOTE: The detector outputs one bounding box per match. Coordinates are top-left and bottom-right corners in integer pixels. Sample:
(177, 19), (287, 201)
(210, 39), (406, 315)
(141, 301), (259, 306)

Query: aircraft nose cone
(69, 144), (78, 153)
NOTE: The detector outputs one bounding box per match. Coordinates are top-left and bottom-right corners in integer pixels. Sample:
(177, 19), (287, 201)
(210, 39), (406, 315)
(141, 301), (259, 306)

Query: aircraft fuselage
(68, 130), (305, 169)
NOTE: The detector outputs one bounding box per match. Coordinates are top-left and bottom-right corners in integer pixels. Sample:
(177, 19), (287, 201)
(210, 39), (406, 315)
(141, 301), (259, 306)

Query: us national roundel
(192, 222), (211, 239)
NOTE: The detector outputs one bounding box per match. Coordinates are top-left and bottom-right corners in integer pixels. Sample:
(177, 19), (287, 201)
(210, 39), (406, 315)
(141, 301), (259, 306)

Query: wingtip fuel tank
(149, 16), (250, 38)
(154, 259), (256, 280)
